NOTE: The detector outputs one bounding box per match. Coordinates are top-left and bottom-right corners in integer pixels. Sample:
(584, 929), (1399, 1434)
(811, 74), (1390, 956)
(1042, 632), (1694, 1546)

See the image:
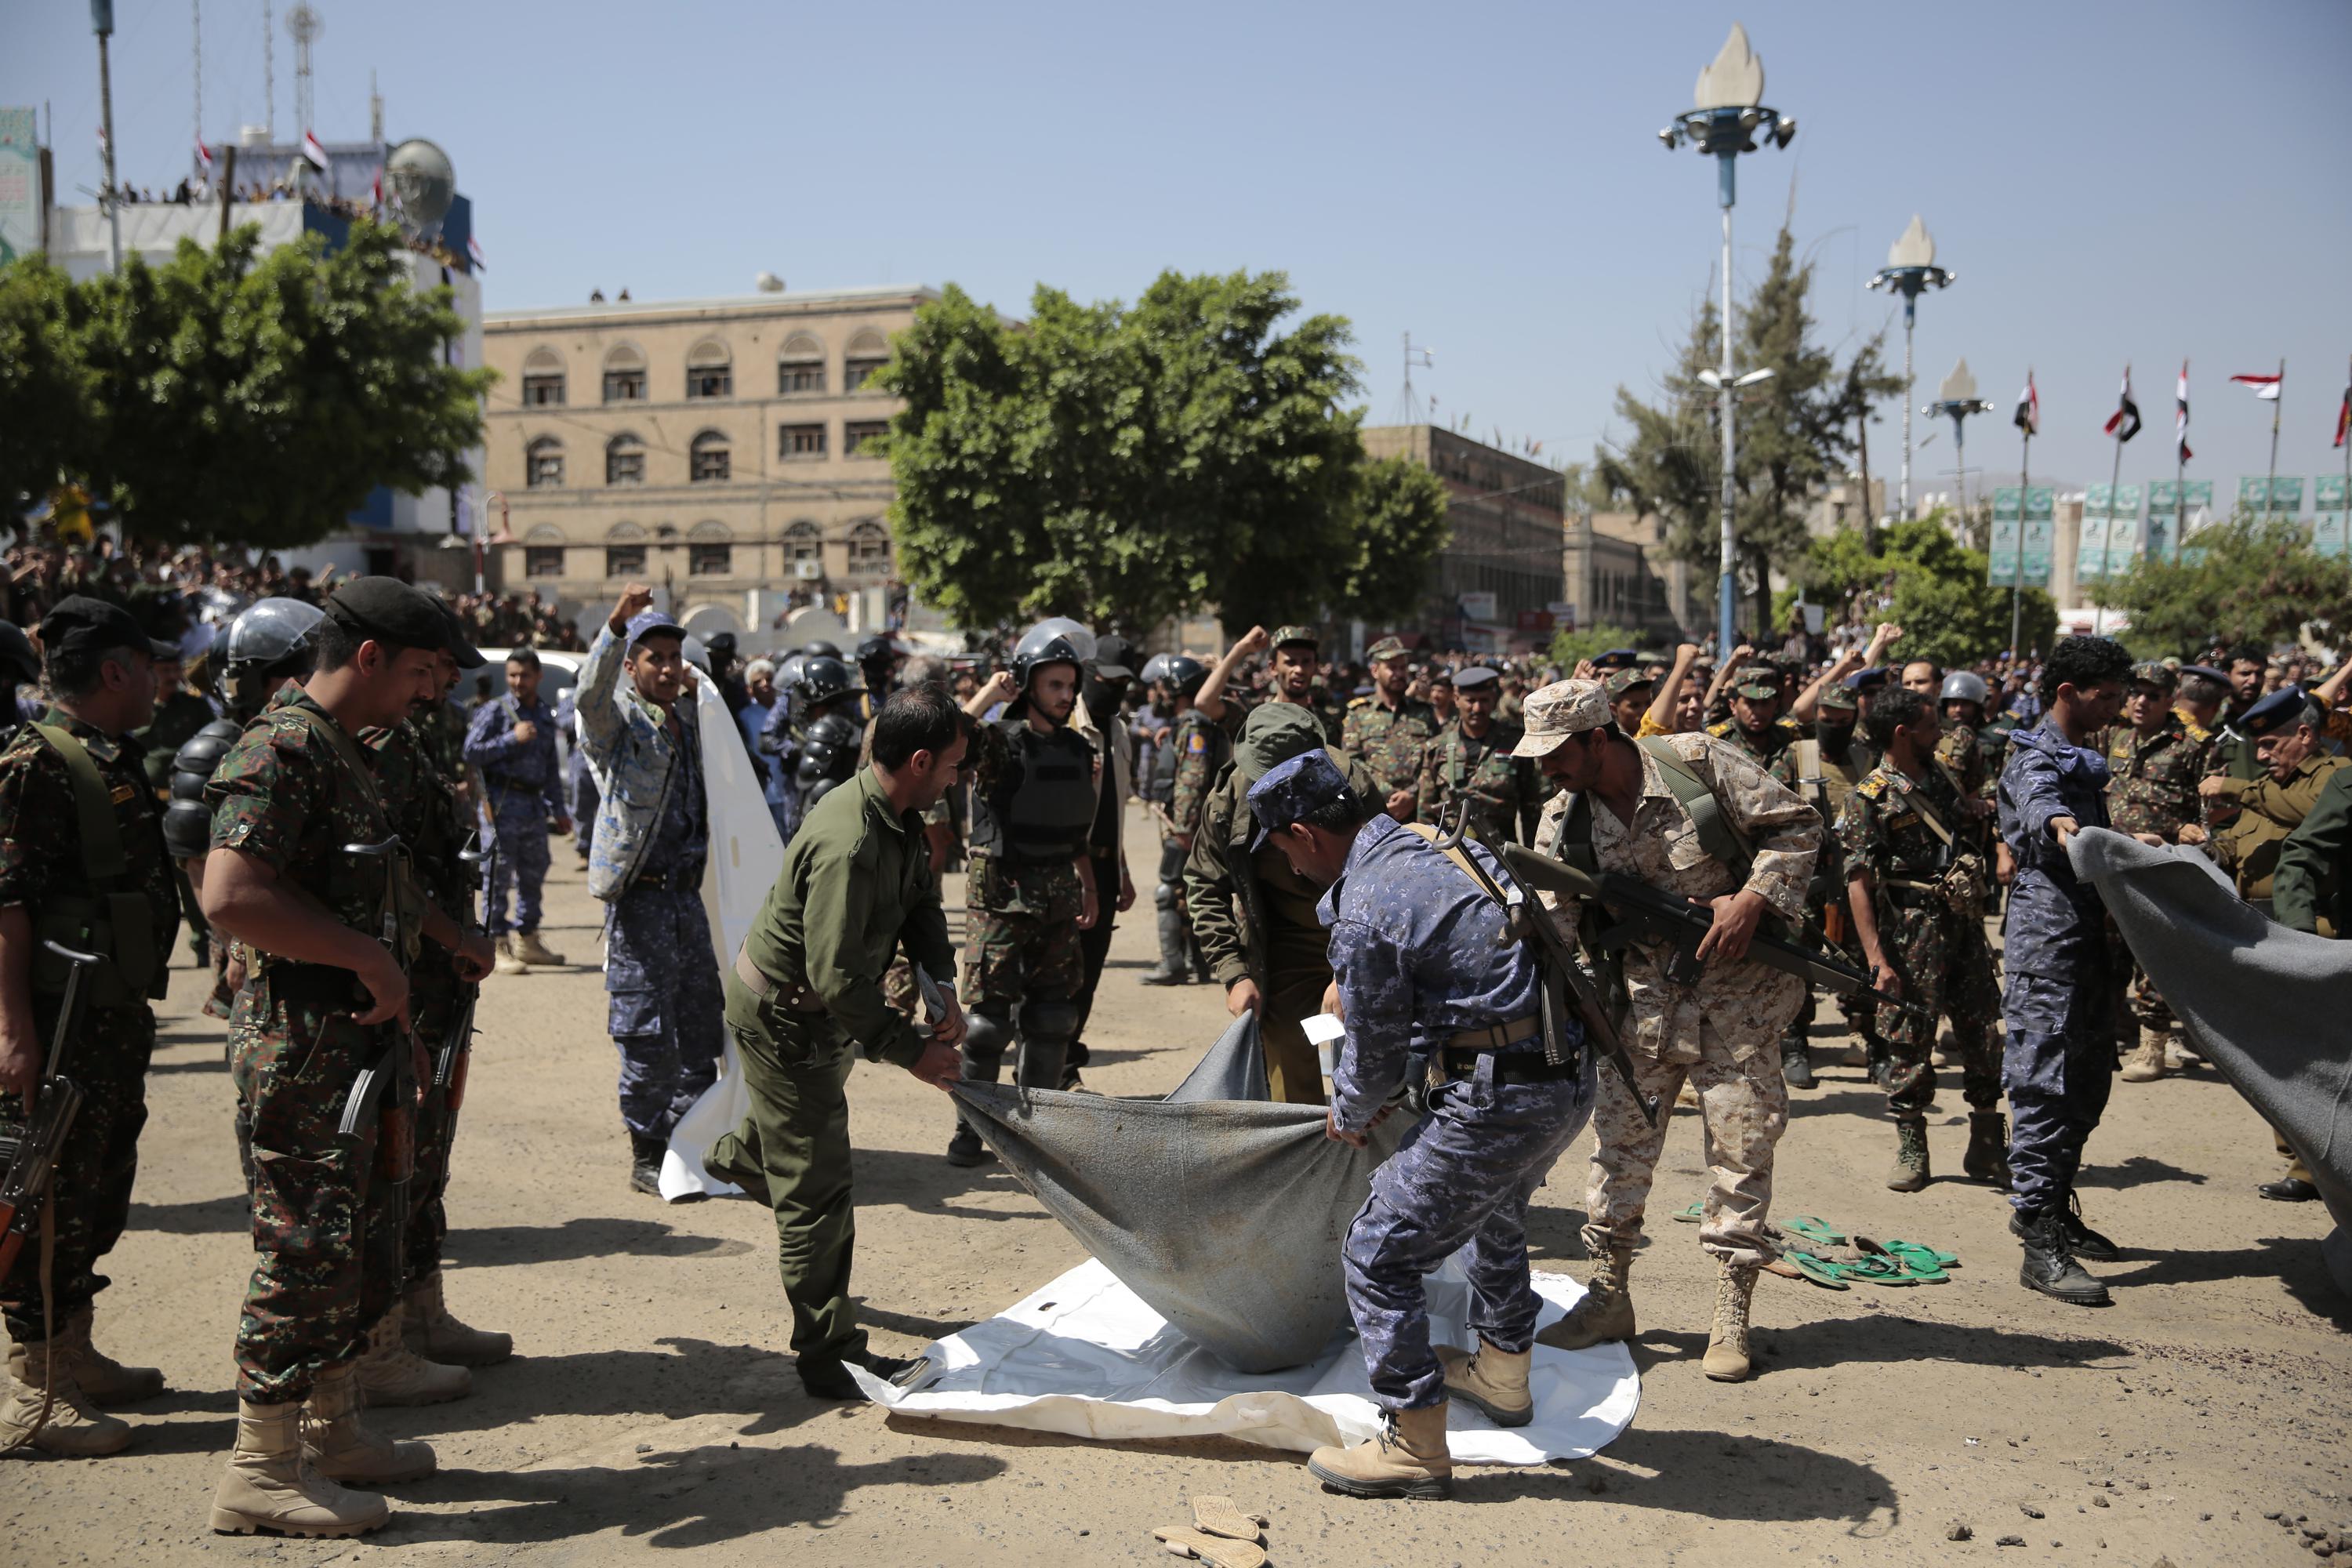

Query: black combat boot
(2061, 1192), (2120, 1261)
(2011, 1206), (2110, 1305)
(798, 1347), (920, 1401)
(1963, 1111), (2013, 1188)
(1138, 906), (1192, 985)
(945, 1123), (994, 1168)
(627, 1133), (666, 1196)
(1780, 1034), (1815, 1090)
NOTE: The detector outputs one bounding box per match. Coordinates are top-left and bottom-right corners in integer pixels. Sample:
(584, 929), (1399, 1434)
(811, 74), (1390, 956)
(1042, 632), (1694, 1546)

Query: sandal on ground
(1153, 1525), (1267, 1567)
(1189, 1496), (1269, 1544)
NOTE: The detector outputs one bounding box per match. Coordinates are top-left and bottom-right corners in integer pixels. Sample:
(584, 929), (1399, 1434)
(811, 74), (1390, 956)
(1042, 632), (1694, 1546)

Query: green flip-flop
(1778, 1215), (1848, 1247)
(1780, 1250), (1853, 1290)
(1877, 1238), (1958, 1281)
(1671, 1200), (1704, 1224)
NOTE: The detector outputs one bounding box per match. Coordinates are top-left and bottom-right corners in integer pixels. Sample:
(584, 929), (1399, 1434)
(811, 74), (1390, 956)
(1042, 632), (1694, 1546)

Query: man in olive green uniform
(1203, 626), (1343, 744)
(1707, 665), (1814, 1083)
(201, 579), (493, 1538)
(2273, 767), (2351, 939)
(705, 687), (966, 1397)
(2206, 687), (2346, 1203)
(1413, 667), (1543, 848)
(1341, 636), (1437, 822)
(2101, 662), (2220, 1083)
(0, 599), (178, 1457)
(1185, 703), (1379, 1104)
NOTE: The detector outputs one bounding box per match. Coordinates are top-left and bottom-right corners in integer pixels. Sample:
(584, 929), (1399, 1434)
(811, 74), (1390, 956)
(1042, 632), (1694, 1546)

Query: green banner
(2021, 485), (2053, 586)
(2316, 474), (2350, 559)
(1989, 487), (2022, 586)
(2176, 481), (2216, 564)
(2103, 483), (2143, 577)
(2077, 485), (2113, 585)
(2240, 476), (2307, 517)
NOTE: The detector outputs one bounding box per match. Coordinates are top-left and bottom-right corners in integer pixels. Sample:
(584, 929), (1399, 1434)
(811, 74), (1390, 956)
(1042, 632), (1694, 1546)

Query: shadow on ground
(445, 1218), (755, 1268)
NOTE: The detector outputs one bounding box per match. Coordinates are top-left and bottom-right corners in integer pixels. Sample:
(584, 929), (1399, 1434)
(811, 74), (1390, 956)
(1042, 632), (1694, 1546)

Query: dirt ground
(6, 805), (2347, 1567)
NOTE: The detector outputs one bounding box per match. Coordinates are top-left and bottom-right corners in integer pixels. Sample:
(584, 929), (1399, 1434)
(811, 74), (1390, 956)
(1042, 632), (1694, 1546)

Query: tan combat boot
(64, 1302), (165, 1403)
(354, 1305), (470, 1406)
(1886, 1116), (1930, 1192)
(1306, 1403), (1454, 1499)
(209, 1399), (388, 1537)
(510, 929), (566, 967)
(492, 935), (528, 976)
(302, 1361), (434, 1484)
(1535, 1245), (1635, 1351)
(1437, 1338), (1533, 1427)
(1, 1336), (132, 1456)
(1702, 1261), (1761, 1382)
(402, 1271), (512, 1367)
(2118, 1028), (2168, 1083)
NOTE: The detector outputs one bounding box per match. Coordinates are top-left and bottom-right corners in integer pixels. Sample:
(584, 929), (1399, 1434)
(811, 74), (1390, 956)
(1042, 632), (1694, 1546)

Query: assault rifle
(1496, 846), (1928, 1020)
(437, 829), (495, 1123)
(336, 837), (418, 1293)
(0, 942), (103, 1279)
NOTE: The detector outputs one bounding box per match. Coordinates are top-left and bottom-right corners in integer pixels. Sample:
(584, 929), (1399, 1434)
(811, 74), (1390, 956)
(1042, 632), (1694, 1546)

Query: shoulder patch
(1187, 732), (1209, 754)
(1855, 774), (1889, 800)
(1347, 695), (1370, 709)
(1705, 720), (1733, 739)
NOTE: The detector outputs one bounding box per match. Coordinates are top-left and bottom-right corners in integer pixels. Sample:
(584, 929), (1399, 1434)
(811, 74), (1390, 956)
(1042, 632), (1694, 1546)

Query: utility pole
(93, 1), (122, 275)
(2265, 356), (2285, 503)
(1867, 216), (1955, 527)
(2013, 400), (2031, 657)
(191, 0), (201, 162)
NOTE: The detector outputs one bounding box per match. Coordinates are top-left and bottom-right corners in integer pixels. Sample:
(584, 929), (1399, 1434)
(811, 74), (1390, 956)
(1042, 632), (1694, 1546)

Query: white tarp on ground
(854, 1257), (1641, 1465)
(658, 671), (778, 1201)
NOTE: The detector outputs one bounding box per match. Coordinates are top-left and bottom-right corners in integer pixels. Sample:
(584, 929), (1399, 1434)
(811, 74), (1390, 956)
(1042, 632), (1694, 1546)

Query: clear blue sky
(9, 1), (2350, 499)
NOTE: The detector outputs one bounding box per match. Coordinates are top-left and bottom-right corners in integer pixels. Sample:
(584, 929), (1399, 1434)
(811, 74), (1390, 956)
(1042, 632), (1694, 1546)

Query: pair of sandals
(1154, 1497), (1272, 1567)
(1670, 1204), (1958, 1287)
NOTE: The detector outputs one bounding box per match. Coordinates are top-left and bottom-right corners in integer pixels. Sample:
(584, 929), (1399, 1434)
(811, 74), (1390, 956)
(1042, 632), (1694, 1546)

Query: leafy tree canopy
(875, 270), (1450, 635)
(1788, 514), (2057, 667)
(2098, 515), (2352, 657)
(0, 220), (492, 550)
(1548, 621), (1647, 670)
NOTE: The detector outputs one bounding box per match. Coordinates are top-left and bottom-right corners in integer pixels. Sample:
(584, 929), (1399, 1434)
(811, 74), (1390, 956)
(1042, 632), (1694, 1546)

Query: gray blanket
(950, 1014), (1406, 1371)
(2071, 828), (2352, 1292)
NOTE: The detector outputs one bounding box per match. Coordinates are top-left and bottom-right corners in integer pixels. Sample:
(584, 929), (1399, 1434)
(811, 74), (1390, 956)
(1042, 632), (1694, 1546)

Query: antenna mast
(263, 0), (274, 139)
(191, 1), (202, 155)
(286, 3), (321, 137)
(1394, 332), (1436, 425)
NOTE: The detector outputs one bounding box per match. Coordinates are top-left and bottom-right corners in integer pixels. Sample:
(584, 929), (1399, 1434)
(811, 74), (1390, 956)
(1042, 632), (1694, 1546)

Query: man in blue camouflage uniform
(1247, 750), (1592, 1502)
(463, 648), (571, 972)
(1997, 634), (2142, 1308)
(577, 586), (724, 1195)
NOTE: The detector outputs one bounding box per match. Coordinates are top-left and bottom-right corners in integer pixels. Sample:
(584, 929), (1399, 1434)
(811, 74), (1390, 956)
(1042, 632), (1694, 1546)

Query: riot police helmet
(225, 597), (325, 673)
(0, 622), (40, 687)
(1138, 652), (1172, 688)
(1939, 670), (1991, 709)
(793, 654), (865, 710)
(1163, 654), (1208, 699)
(1023, 617), (1098, 666)
(1012, 621), (1090, 696)
(800, 638), (844, 660)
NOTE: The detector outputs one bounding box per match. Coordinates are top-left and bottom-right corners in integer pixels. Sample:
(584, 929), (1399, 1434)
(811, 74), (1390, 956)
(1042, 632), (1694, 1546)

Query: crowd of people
(0, 560), (2343, 1525)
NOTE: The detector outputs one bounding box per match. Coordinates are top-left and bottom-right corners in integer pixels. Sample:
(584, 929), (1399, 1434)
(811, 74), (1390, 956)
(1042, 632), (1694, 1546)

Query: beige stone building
(480, 285), (935, 641)
(1358, 425), (1566, 653)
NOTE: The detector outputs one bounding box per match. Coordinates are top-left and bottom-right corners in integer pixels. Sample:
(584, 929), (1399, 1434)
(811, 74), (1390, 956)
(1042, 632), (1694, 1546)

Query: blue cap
(2179, 663), (2230, 687)
(624, 608), (684, 652)
(1846, 665), (1893, 692)
(2238, 684), (2314, 739)
(1245, 749), (1352, 851)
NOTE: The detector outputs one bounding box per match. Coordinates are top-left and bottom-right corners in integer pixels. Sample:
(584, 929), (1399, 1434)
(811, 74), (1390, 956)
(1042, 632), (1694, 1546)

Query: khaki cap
(1511, 678), (1609, 757)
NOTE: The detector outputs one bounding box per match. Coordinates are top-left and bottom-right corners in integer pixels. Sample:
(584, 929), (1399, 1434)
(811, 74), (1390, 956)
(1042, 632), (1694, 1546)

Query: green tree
(876, 270), (1447, 634)
(0, 257), (100, 518)
(1591, 222), (1899, 634)
(2, 220), (491, 549)
(1788, 514), (2057, 666)
(2099, 515), (2352, 655)
(1548, 622), (1645, 669)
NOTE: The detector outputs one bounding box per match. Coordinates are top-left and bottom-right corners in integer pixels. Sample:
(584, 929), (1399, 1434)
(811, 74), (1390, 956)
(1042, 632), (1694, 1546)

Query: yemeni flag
(466, 234), (487, 271)
(2175, 361), (2192, 463)
(300, 130), (330, 172)
(2103, 365), (2142, 442)
(2013, 369), (2040, 436)
(2336, 370), (2350, 449)
(196, 141), (214, 180)
(2230, 371), (2283, 401)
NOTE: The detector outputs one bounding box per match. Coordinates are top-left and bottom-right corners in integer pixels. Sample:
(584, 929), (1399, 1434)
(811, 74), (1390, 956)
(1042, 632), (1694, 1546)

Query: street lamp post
(1867, 216), (1955, 528)
(1659, 22), (1795, 655)
(1925, 357), (1994, 526)
(92, 0), (122, 275)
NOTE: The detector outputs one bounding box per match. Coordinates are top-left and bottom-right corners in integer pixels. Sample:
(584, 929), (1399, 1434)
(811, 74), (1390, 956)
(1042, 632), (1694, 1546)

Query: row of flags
(189, 135), (486, 271)
(2015, 364), (2351, 456)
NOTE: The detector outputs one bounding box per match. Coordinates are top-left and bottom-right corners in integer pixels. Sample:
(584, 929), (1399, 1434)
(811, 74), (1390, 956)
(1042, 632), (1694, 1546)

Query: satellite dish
(386, 138), (456, 230)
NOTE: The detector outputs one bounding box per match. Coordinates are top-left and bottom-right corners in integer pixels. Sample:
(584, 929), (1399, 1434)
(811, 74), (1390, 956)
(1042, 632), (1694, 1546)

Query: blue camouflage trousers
(568, 749), (597, 859)
(481, 797), (554, 935)
(2001, 960), (2115, 1218)
(606, 885), (724, 1138)
(1343, 1056), (1593, 1412)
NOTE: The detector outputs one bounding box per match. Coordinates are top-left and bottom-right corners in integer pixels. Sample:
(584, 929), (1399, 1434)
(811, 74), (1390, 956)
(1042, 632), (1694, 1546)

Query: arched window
(778, 332), (825, 395)
(605, 434), (645, 486)
(844, 328), (889, 392)
(525, 435), (564, 488)
(782, 520), (822, 562)
(689, 430), (731, 483)
(521, 347), (565, 407)
(847, 519), (891, 575)
(688, 519), (732, 577)
(686, 339), (732, 400)
(601, 343), (646, 404)
(523, 523), (566, 579)
(604, 521), (646, 579)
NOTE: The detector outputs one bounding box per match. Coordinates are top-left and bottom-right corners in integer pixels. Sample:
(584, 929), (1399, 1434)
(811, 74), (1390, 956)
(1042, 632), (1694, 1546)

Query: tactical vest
(971, 722), (1098, 863)
(1548, 735), (1755, 886)
(270, 704), (424, 976)
(27, 724), (170, 1008)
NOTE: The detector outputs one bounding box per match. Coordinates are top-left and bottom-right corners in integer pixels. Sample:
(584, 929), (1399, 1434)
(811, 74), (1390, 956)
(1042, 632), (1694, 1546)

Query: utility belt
(732, 948), (826, 1014)
(1879, 877), (1947, 909)
(483, 770), (550, 800)
(1436, 1016), (1580, 1086)
(632, 860), (705, 894)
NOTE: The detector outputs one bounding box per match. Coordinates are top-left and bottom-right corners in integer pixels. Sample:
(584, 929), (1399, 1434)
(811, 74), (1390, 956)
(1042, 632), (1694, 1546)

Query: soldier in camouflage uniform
(201, 579), (493, 1538)
(2101, 662), (2220, 1084)
(1201, 625), (1343, 743)
(1705, 664), (1817, 1088)
(1792, 684), (1889, 1080)
(1341, 636), (1438, 822)
(1518, 680), (1821, 1385)
(946, 637), (1098, 1168)
(1836, 687), (2005, 1193)
(1139, 655), (1214, 985)
(1413, 667), (1543, 848)
(0, 599), (177, 1457)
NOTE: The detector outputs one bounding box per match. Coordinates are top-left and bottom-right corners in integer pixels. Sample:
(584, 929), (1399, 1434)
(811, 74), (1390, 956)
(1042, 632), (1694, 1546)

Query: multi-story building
(1358, 425), (1565, 654)
(480, 285), (933, 641)
(1563, 510), (1685, 644)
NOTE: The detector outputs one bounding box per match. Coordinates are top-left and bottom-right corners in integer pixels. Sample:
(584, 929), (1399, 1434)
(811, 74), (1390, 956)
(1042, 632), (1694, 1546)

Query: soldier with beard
(1341, 637), (1437, 822)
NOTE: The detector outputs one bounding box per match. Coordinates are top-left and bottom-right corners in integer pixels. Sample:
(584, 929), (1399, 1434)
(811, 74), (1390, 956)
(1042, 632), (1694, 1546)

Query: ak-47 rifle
(1425, 804), (1663, 1128)
(0, 942), (103, 1279)
(1497, 845), (1929, 1021)
(437, 829), (495, 1123)
(336, 837), (418, 1291)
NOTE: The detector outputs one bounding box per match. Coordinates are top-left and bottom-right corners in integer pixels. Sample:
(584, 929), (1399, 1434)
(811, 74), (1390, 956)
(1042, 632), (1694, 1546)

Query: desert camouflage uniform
(1709, 716), (1818, 1052)
(1534, 730), (1820, 1265)
(1413, 720), (1544, 848)
(1340, 695), (1437, 806)
(2101, 713), (2220, 1043)
(0, 715), (178, 1344)
(1833, 762), (2001, 1116)
(1791, 721), (1885, 1054)
(209, 689), (416, 1403)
